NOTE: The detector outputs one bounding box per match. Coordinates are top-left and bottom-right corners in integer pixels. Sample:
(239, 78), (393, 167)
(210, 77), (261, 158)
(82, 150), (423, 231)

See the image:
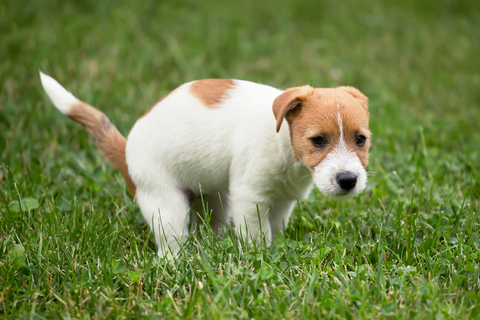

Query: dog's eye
(356, 135), (366, 146)
(311, 136), (326, 147)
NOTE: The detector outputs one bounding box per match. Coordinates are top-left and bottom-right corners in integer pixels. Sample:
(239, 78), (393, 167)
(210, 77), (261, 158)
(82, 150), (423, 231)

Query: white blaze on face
(313, 107), (367, 200)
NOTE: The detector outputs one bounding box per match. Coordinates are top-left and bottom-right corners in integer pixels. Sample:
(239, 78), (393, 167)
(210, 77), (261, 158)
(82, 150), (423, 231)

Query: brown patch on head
(67, 102), (137, 198)
(273, 86), (371, 171)
(339, 100), (371, 168)
(190, 79), (235, 108)
(272, 85), (314, 132)
(141, 91), (172, 118)
(337, 86), (369, 115)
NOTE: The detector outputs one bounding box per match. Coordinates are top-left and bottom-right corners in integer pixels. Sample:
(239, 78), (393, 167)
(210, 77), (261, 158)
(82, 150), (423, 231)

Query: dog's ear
(272, 85), (313, 132)
(337, 86), (369, 114)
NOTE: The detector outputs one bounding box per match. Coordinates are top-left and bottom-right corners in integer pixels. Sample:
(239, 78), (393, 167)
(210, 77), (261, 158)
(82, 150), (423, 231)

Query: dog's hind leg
(136, 187), (190, 257)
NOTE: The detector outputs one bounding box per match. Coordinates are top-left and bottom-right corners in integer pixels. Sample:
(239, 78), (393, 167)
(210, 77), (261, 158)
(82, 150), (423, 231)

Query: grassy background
(1, 0), (480, 318)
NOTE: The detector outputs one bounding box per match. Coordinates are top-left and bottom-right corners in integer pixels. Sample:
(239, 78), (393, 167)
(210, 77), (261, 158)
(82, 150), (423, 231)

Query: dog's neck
(270, 122), (314, 200)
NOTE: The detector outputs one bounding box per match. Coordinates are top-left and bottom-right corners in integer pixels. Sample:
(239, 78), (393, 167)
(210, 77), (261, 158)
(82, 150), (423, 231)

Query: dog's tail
(39, 72), (136, 197)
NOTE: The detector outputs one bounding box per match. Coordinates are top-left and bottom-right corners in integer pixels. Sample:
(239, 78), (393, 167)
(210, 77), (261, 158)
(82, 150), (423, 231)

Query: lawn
(1, 0), (480, 318)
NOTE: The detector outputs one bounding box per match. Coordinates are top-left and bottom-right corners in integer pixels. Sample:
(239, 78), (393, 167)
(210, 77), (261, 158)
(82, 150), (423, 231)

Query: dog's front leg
(228, 189), (272, 245)
(270, 201), (297, 234)
(136, 188), (190, 258)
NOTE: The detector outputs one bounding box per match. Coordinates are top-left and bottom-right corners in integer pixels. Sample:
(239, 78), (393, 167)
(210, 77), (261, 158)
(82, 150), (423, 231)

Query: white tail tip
(39, 71), (79, 114)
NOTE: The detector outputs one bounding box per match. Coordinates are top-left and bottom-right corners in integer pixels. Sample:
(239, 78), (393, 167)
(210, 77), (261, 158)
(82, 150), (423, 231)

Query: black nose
(336, 172), (357, 191)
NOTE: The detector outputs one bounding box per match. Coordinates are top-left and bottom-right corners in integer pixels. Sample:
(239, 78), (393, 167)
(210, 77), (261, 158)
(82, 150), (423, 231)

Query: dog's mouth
(329, 189), (357, 201)
(335, 189), (350, 196)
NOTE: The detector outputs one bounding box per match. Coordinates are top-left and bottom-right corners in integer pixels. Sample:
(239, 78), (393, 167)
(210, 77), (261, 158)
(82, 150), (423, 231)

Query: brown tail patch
(189, 79), (235, 108)
(67, 102), (137, 198)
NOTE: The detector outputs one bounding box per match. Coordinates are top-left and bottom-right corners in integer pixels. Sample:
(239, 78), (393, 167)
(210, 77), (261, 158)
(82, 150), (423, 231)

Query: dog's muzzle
(336, 171), (357, 191)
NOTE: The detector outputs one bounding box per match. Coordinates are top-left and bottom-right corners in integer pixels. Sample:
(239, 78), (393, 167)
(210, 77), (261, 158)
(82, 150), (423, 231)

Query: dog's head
(273, 85), (370, 200)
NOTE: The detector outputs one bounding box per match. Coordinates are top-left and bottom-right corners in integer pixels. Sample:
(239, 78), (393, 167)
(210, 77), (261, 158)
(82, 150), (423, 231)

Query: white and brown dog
(40, 73), (370, 257)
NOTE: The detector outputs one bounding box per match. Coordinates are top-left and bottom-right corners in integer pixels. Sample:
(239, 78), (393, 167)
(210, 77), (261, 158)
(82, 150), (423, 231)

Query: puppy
(40, 73), (370, 257)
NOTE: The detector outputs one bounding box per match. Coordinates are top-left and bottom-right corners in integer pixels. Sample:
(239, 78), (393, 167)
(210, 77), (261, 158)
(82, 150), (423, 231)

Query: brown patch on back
(190, 79), (235, 108)
(141, 91), (172, 119)
(68, 102), (137, 198)
(275, 86), (370, 171)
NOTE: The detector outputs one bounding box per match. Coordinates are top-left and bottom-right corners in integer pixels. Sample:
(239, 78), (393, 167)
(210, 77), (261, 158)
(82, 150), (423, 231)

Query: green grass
(1, 0), (480, 318)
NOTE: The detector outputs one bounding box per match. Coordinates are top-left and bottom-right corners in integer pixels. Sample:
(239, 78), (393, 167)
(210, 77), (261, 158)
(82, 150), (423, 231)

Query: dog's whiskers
(366, 170), (382, 177)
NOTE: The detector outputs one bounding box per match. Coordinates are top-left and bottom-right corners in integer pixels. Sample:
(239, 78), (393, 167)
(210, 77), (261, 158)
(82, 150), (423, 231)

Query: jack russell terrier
(40, 72), (371, 257)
